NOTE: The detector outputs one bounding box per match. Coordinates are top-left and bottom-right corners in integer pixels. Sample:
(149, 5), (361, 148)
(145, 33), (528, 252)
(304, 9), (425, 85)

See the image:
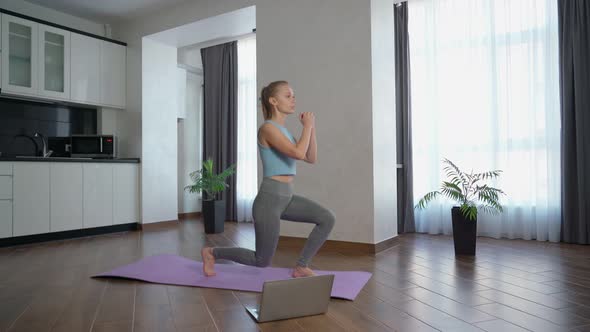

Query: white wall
(114, 111), (142, 158)
(256, 0), (375, 244)
(141, 38), (178, 223)
(97, 108), (117, 136)
(112, 0), (252, 119)
(0, 0), (106, 36)
(178, 71), (203, 214)
(112, 0), (398, 243)
(97, 108), (141, 158)
(147, 6), (255, 48)
(111, 0), (254, 41)
(178, 46), (203, 70)
(111, 0), (254, 225)
(371, 0), (398, 243)
(177, 31), (257, 71)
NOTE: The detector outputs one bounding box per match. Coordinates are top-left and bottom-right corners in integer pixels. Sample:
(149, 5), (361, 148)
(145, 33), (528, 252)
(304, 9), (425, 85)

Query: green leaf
(442, 181), (462, 194)
(183, 158), (236, 199)
(415, 191), (441, 210)
(443, 159), (469, 186)
(459, 203), (478, 221)
(416, 158), (505, 220)
(478, 204), (501, 216)
(473, 170), (502, 181)
(415, 159), (506, 219)
(440, 187), (465, 205)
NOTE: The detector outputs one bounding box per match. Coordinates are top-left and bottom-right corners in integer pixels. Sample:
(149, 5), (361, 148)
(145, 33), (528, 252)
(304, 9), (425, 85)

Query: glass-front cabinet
(38, 24), (70, 100)
(0, 13), (125, 108)
(1, 14), (39, 96)
(1, 15), (70, 100)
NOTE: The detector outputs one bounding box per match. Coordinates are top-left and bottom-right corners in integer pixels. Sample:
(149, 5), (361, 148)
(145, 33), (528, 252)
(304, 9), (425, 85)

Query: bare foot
(292, 265), (315, 278)
(201, 247), (216, 277)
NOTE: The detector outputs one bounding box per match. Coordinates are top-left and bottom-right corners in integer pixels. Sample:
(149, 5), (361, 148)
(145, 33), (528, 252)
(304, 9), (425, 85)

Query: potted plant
(415, 159), (505, 255)
(185, 158), (236, 234)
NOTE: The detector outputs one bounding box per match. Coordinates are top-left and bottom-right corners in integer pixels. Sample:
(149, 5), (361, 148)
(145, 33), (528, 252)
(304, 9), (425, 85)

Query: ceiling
(24, 0), (190, 23)
(146, 6), (255, 48)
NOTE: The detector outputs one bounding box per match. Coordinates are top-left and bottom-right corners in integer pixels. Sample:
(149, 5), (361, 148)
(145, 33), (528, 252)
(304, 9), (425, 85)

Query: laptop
(245, 274), (335, 323)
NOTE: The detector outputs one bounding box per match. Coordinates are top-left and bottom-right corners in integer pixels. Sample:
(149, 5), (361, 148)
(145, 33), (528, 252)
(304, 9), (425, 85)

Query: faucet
(33, 132), (53, 157)
(12, 133), (39, 156)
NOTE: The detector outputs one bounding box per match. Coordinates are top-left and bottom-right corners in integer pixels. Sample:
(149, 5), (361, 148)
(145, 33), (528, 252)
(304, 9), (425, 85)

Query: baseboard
(278, 235), (400, 254)
(0, 223), (139, 248)
(374, 236), (400, 253)
(139, 219), (179, 231)
(178, 212), (202, 219)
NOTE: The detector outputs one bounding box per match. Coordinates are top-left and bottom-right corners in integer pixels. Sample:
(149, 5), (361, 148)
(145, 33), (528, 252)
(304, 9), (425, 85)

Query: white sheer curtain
(409, 0), (561, 241)
(236, 36), (257, 222)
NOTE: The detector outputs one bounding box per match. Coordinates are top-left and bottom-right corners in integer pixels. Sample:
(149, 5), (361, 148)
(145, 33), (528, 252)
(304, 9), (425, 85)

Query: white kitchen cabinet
(1, 14), (39, 97)
(0, 163), (13, 239)
(0, 163), (12, 175)
(13, 162), (50, 236)
(50, 163), (83, 232)
(113, 164), (139, 225)
(0, 200), (12, 239)
(1, 13), (126, 107)
(70, 33), (100, 105)
(4, 161), (138, 240)
(38, 24), (70, 100)
(83, 163), (113, 228)
(100, 41), (126, 109)
(0, 175), (12, 200)
(0, 162), (13, 200)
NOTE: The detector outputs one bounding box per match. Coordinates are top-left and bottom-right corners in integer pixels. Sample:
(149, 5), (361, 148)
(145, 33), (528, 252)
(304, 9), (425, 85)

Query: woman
(201, 80), (335, 278)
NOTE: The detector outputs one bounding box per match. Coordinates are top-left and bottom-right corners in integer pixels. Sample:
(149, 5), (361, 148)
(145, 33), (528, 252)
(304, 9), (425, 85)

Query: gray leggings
(212, 177), (335, 267)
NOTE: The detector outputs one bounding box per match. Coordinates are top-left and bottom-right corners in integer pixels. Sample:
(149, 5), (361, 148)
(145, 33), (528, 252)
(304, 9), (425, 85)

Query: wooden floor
(1, 218), (590, 332)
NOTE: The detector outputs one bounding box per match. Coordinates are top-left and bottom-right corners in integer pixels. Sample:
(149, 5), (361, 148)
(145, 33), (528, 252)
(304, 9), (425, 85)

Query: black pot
(451, 207), (477, 255)
(202, 199), (225, 234)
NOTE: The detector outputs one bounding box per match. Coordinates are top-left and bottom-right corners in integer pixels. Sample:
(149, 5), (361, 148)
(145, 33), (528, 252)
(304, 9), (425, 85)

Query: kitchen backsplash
(0, 97), (97, 157)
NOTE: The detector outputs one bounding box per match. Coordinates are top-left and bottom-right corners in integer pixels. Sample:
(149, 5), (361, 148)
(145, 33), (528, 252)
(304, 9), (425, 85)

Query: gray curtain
(201, 41), (238, 221)
(395, 2), (415, 234)
(559, 0), (590, 244)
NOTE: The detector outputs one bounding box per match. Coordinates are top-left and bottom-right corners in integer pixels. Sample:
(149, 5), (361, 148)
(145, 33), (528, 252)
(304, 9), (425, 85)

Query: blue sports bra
(258, 120), (297, 177)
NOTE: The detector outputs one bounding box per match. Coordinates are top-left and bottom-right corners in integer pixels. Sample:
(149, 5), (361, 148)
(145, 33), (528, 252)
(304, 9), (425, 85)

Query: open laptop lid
(255, 274), (334, 322)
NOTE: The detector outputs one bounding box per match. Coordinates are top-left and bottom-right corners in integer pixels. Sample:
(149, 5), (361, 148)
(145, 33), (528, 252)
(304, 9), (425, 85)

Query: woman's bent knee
(255, 256), (272, 267)
(322, 210), (336, 230)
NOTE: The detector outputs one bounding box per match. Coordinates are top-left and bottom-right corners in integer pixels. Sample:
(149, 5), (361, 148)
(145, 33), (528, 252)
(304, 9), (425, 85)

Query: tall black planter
(202, 199), (225, 234)
(451, 207), (477, 255)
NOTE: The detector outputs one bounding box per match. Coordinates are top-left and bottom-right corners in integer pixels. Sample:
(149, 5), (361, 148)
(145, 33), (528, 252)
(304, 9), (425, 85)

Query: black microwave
(71, 135), (116, 158)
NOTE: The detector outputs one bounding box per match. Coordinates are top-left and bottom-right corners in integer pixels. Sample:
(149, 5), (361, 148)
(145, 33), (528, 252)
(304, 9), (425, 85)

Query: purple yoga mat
(94, 254), (371, 301)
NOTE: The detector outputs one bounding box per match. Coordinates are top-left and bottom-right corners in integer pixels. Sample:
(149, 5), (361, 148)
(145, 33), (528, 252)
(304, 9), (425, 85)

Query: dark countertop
(0, 156), (140, 163)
